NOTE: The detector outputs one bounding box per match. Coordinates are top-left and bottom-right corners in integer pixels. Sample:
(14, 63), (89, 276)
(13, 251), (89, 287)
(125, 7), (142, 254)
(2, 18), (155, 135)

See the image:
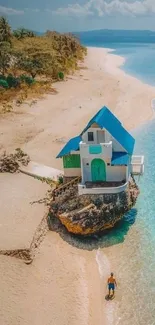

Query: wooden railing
(52, 176), (81, 200)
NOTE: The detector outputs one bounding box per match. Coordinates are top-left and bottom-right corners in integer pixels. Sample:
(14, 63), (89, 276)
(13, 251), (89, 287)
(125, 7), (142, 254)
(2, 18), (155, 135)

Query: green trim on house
(63, 154), (81, 168)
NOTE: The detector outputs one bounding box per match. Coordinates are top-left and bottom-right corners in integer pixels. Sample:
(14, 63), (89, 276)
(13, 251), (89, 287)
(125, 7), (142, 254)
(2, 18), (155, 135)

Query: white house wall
(82, 157), (127, 183)
(82, 128), (106, 144)
(64, 125), (128, 182)
(82, 127), (98, 144)
(80, 142), (112, 161)
(104, 130), (111, 143)
(112, 138), (126, 152)
(64, 168), (81, 177)
(82, 158), (91, 183)
(82, 128), (126, 152)
(63, 162), (127, 182)
(106, 130), (126, 152)
(106, 166), (127, 182)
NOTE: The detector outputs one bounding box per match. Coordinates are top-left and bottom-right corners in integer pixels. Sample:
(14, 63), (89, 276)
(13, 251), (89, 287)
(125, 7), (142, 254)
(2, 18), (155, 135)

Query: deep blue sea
(75, 31), (155, 324)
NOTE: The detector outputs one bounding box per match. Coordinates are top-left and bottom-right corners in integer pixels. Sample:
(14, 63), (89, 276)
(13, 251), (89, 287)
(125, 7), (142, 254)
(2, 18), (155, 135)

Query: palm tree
(0, 16), (12, 43)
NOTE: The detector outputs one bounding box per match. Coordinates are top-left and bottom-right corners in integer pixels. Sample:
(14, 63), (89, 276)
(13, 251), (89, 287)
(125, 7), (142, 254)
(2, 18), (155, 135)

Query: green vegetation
(13, 28), (36, 39)
(0, 17), (87, 111)
(63, 154), (81, 168)
(0, 17), (12, 43)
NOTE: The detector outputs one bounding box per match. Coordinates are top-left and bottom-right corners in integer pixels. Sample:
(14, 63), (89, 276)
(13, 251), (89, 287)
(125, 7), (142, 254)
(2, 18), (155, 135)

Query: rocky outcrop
(49, 176), (139, 235)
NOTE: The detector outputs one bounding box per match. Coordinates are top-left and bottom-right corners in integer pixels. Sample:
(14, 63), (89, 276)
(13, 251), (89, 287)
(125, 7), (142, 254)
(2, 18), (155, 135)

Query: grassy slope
(0, 31), (87, 113)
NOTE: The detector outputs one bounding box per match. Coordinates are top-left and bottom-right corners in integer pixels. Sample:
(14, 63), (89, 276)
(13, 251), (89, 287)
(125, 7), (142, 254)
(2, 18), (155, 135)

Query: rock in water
(49, 177), (139, 235)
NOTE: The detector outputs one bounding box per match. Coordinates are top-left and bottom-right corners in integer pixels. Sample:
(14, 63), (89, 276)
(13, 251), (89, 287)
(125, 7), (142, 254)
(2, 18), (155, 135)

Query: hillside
(75, 29), (155, 44)
(0, 17), (86, 112)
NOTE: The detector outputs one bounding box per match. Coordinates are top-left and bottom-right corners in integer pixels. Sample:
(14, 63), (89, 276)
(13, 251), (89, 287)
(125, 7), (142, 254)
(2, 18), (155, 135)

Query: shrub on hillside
(0, 79), (9, 89)
(0, 74), (6, 80)
(20, 75), (35, 85)
(0, 16), (87, 102)
(58, 71), (64, 80)
(6, 74), (20, 88)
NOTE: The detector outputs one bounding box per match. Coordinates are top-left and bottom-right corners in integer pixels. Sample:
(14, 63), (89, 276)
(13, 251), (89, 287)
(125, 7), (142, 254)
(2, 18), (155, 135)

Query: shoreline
(0, 46), (154, 325)
(96, 45), (154, 89)
(98, 45), (155, 131)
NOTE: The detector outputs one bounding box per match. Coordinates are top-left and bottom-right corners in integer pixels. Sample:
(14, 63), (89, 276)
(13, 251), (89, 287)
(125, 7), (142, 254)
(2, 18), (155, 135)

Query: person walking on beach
(107, 272), (117, 297)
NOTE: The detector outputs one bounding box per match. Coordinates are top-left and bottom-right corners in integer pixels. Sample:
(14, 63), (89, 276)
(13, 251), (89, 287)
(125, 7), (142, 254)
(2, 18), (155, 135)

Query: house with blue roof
(57, 106), (144, 195)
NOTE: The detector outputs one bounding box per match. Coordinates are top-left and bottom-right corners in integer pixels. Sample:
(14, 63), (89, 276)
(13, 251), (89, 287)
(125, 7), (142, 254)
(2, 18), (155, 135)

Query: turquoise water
(117, 120), (155, 324)
(75, 31), (155, 322)
(77, 33), (155, 323)
(118, 120), (155, 324)
(69, 119), (155, 323)
(77, 32), (155, 86)
(104, 43), (155, 86)
(94, 119), (155, 324)
(110, 43), (155, 86)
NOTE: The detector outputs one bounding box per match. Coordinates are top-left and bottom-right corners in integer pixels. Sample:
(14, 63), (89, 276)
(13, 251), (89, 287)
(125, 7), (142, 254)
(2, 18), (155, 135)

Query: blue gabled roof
(111, 152), (130, 165)
(80, 106), (135, 155)
(56, 135), (82, 158)
(56, 106), (135, 158)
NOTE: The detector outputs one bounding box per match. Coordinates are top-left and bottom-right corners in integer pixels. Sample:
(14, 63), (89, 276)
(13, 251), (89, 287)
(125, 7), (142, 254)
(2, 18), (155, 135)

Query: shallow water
(110, 43), (155, 86)
(97, 118), (155, 324)
(79, 36), (155, 86)
(76, 33), (155, 323)
(112, 43), (155, 86)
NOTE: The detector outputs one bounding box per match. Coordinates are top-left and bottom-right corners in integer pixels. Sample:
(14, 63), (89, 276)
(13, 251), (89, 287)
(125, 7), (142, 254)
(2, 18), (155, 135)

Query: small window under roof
(88, 132), (94, 142)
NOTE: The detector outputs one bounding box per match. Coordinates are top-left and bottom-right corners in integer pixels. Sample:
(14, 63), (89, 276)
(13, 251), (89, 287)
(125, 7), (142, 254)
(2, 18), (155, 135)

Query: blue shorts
(108, 283), (115, 290)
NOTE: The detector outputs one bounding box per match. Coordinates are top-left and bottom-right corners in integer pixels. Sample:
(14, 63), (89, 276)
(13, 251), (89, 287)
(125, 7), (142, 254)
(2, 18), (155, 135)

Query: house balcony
(79, 141), (112, 159)
(131, 155), (144, 176)
(78, 180), (128, 195)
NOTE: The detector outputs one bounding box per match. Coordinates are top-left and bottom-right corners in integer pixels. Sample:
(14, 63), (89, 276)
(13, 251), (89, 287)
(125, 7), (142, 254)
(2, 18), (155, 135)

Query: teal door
(91, 159), (106, 182)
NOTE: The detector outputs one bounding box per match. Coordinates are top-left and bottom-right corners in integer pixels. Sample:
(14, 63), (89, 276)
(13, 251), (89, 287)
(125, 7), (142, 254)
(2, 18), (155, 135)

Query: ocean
(76, 30), (155, 324)
(96, 120), (155, 325)
(76, 30), (155, 86)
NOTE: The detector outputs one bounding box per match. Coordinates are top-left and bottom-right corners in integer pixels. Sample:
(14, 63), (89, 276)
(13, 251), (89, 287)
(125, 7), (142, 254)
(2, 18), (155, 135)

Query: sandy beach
(0, 47), (155, 325)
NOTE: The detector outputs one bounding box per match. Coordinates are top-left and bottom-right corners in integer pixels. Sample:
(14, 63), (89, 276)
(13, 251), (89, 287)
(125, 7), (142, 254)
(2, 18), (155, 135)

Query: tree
(0, 42), (11, 75)
(14, 37), (60, 79)
(12, 32), (86, 80)
(13, 28), (35, 40)
(17, 56), (43, 78)
(0, 16), (12, 43)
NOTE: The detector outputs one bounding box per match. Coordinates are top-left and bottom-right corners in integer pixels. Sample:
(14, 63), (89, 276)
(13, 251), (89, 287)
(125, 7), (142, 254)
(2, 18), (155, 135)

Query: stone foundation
(63, 176), (79, 184)
(49, 176), (139, 235)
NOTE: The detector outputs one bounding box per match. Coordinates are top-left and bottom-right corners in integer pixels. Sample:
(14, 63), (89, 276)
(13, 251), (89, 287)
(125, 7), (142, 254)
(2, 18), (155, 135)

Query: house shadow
(48, 208), (137, 251)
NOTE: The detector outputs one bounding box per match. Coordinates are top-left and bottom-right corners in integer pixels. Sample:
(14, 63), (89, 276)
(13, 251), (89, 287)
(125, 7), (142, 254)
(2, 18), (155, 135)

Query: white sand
(0, 234), (102, 325)
(0, 173), (48, 250)
(0, 47), (154, 325)
(0, 47), (154, 169)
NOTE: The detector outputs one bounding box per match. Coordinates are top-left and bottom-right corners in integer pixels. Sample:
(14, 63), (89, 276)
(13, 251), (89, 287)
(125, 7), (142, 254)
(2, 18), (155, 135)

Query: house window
(88, 132), (94, 142)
